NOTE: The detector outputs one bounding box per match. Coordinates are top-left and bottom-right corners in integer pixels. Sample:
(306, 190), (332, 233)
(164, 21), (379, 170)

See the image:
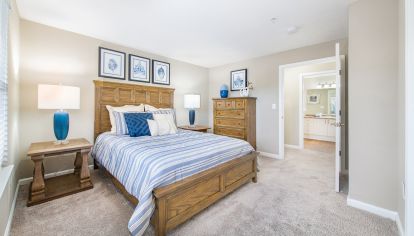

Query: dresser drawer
(215, 100), (236, 110)
(215, 118), (245, 128)
(215, 109), (245, 119)
(214, 127), (245, 139)
(215, 100), (226, 109)
(235, 100), (245, 109)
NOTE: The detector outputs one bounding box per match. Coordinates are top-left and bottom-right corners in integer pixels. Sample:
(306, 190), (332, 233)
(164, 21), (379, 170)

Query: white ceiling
(16, 0), (350, 68)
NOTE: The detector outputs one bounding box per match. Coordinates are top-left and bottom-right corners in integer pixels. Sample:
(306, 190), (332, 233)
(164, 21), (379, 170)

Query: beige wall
(283, 62), (336, 146)
(209, 40), (347, 154)
(0, 0), (20, 234)
(17, 20), (209, 178)
(348, 0), (399, 212)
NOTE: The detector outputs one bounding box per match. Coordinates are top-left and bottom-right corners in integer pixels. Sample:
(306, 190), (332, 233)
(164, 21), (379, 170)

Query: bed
(92, 80), (258, 236)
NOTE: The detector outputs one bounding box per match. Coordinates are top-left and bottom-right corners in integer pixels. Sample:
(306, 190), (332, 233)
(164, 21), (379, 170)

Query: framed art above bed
(129, 54), (150, 83)
(98, 47), (126, 80)
(152, 60), (170, 85)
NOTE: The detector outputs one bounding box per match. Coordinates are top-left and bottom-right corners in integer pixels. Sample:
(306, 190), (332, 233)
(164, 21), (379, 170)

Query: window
(0, 0), (9, 167)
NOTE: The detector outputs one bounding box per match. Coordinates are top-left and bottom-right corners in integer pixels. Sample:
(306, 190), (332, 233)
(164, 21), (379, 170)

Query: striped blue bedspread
(91, 130), (254, 235)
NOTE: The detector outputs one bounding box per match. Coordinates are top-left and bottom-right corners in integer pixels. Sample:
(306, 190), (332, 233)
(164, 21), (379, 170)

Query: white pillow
(153, 114), (177, 133)
(144, 104), (158, 112)
(147, 119), (159, 136)
(149, 108), (177, 125)
(147, 114), (177, 136)
(106, 104), (145, 133)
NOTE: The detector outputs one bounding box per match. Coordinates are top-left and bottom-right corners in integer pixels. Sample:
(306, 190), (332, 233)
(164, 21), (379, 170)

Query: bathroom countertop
(304, 115), (336, 119)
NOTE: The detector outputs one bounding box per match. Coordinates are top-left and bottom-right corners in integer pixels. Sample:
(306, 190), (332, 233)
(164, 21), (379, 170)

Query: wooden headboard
(94, 80), (175, 139)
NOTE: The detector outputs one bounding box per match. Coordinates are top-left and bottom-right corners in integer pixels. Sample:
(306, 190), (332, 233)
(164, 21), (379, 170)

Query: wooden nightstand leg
(31, 156), (45, 201)
(74, 151), (82, 175)
(252, 156), (258, 183)
(80, 149), (92, 188)
(41, 162), (45, 178)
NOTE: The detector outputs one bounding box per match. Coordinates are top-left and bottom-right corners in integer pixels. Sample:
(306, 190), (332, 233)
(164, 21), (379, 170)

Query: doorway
(300, 70), (337, 150)
(278, 44), (347, 192)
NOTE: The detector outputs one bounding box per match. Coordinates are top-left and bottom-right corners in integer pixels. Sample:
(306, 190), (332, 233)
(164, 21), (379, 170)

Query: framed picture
(98, 47), (126, 80)
(152, 60), (170, 85)
(230, 69), (247, 91)
(307, 94), (320, 104)
(129, 54), (150, 83)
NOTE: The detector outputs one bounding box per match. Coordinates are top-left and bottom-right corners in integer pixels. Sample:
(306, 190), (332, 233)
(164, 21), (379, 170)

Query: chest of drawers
(213, 97), (256, 149)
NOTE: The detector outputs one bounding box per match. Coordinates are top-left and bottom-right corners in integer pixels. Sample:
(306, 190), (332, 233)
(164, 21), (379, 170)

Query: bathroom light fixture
(316, 82), (336, 89)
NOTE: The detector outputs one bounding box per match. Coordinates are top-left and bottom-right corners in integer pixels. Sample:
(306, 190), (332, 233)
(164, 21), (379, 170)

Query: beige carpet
(10, 148), (398, 236)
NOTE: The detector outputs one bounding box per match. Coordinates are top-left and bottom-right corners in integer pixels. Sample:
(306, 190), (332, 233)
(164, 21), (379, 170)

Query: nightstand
(178, 125), (210, 133)
(27, 138), (93, 206)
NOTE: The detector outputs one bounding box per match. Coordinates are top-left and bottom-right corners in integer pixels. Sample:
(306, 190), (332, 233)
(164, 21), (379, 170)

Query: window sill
(0, 165), (14, 198)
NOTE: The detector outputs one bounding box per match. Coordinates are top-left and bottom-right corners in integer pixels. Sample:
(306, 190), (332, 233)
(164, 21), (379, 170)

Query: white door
(335, 43), (342, 192)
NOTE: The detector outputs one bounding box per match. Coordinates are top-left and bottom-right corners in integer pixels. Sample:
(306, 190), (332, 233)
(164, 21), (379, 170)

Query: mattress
(91, 129), (254, 235)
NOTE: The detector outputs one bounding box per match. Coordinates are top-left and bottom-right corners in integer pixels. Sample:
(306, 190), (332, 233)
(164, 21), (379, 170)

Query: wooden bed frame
(93, 80), (258, 236)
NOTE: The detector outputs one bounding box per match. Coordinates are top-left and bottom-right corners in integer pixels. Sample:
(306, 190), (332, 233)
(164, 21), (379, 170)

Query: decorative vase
(220, 84), (229, 98)
(54, 110), (69, 144)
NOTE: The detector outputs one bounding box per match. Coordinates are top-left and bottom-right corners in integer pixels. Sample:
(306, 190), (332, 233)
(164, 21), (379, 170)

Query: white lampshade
(38, 84), (80, 110)
(184, 94), (200, 109)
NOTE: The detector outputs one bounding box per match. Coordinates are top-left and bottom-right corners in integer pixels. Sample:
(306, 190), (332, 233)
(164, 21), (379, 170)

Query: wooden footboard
(101, 151), (258, 236)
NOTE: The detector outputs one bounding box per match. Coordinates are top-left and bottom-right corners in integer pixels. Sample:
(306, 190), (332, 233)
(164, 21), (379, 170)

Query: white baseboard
(304, 134), (335, 142)
(4, 164), (95, 236)
(347, 197), (397, 220)
(18, 165), (94, 186)
(257, 151), (282, 160)
(347, 197), (404, 235)
(396, 213), (404, 236)
(4, 178), (20, 236)
(284, 144), (302, 149)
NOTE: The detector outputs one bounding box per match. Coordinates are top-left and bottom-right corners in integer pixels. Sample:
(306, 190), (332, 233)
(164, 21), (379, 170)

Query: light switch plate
(272, 104), (277, 110)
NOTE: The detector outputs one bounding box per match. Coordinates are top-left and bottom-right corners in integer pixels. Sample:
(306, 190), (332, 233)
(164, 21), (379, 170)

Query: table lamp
(184, 94), (200, 127)
(38, 84), (80, 144)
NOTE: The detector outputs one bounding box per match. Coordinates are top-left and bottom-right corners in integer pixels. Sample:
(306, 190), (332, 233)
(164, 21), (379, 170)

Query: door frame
(298, 70), (337, 148)
(405, 0), (413, 233)
(278, 56), (336, 159)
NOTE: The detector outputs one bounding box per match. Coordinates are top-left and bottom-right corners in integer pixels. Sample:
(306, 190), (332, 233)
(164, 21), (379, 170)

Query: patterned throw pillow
(106, 104), (145, 133)
(124, 112), (154, 137)
(148, 108), (177, 125)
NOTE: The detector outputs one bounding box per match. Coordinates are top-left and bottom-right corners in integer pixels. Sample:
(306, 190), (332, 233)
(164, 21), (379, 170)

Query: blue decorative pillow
(123, 112), (154, 137)
(112, 111), (143, 135)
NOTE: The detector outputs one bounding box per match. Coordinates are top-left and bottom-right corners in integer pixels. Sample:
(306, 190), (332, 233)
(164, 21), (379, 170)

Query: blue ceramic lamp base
(189, 109), (196, 127)
(54, 110), (69, 145)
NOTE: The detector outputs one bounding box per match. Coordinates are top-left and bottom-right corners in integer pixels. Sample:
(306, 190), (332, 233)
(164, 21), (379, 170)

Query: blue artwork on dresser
(129, 54), (150, 83)
(152, 60), (170, 85)
(99, 47), (126, 80)
(230, 69), (247, 91)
